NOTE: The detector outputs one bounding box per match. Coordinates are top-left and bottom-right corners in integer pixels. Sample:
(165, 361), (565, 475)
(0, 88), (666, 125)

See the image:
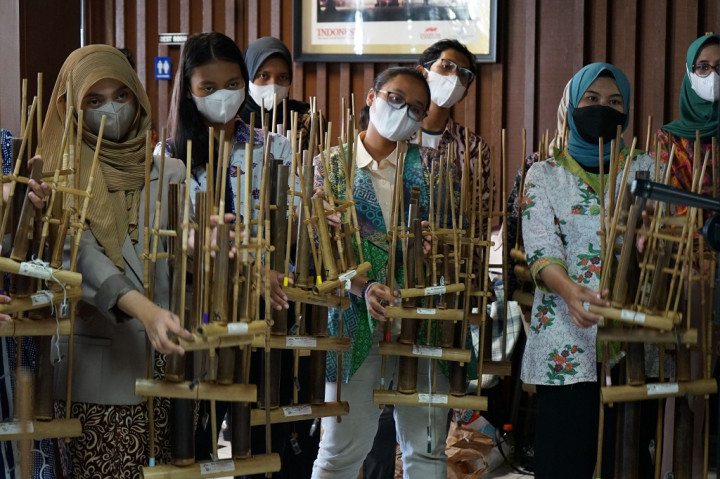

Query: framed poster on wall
(293, 0), (497, 63)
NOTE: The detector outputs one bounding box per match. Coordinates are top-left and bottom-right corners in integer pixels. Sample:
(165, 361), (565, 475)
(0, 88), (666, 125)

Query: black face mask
(571, 105), (627, 144)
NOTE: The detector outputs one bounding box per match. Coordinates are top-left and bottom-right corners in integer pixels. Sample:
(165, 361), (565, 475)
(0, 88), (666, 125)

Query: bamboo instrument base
(135, 379), (256, 402)
(601, 378), (717, 404)
(141, 454), (281, 479)
(378, 341), (471, 363)
(178, 333), (260, 352)
(0, 418), (81, 440)
(588, 304), (679, 330)
(249, 401), (349, 426)
(373, 390), (488, 410)
(0, 288), (82, 316)
(251, 335), (351, 351)
(597, 327), (697, 345)
(0, 317), (72, 337)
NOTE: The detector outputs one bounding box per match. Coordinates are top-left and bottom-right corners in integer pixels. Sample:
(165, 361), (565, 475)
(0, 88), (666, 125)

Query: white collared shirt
(356, 133), (403, 230)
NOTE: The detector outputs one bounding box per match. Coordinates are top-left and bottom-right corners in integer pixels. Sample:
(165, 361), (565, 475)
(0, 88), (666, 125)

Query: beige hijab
(548, 79), (571, 152)
(42, 45), (152, 269)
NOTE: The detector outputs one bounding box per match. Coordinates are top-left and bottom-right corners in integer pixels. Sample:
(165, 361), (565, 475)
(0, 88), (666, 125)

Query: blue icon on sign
(155, 57), (171, 80)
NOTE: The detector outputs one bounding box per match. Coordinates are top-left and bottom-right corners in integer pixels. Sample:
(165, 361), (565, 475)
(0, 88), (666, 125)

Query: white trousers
(312, 331), (450, 479)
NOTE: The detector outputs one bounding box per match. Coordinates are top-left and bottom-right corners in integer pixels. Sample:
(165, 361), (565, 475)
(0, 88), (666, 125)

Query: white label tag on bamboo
(412, 345), (443, 357)
(417, 393), (448, 405)
(283, 405), (312, 417)
(424, 285), (446, 296)
(620, 309), (646, 324)
(200, 460), (235, 474)
(18, 262), (52, 280)
(286, 336), (317, 348)
(0, 421), (34, 435)
(30, 292), (52, 306)
(338, 269), (357, 290)
(416, 308), (436, 315)
(226, 323), (249, 335)
(646, 383), (679, 395)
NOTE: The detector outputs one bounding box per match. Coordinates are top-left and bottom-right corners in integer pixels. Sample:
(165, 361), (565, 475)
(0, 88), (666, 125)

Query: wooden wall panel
(70, 0), (717, 198)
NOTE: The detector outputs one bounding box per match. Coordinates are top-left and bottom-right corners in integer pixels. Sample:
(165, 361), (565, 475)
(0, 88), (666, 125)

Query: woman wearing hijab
(240, 36), (312, 144)
(41, 45), (193, 478)
(658, 33), (719, 211)
(520, 63), (656, 478)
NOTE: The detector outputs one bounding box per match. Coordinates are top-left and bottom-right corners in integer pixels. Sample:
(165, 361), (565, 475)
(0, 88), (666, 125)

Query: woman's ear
(415, 64), (427, 77)
(366, 89), (375, 107)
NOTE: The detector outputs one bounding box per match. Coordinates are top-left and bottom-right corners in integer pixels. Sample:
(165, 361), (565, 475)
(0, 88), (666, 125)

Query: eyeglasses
(424, 58), (475, 84)
(376, 90), (427, 122)
(693, 63), (720, 77)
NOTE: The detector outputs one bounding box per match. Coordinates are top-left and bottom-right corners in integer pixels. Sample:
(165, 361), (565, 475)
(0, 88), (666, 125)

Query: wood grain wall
(3, 0), (718, 194)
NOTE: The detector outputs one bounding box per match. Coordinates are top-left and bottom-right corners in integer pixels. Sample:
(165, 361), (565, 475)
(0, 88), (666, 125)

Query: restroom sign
(155, 57), (171, 80)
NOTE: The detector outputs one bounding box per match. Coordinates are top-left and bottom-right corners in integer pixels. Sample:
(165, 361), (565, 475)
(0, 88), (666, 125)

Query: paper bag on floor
(446, 422), (498, 478)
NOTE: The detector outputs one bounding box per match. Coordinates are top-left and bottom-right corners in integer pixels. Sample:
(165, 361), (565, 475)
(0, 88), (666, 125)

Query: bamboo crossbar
(587, 304), (678, 330)
(251, 335), (351, 351)
(373, 390), (488, 410)
(597, 327), (697, 344)
(378, 341), (471, 363)
(249, 401), (349, 426)
(135, 379), (256, 402)
(314, 261), (372, 295)
(0, 317), (72, 337)
(283, 287), (350, 309)
(0, 288), (82, 316)
(141, 455), (281, 479)
(383, 306), (464, 321)
(0, 418), (81, 440)
(396, 282), (465, 299)
(601, 378), (716, 404)
(0, 257), (82, 286)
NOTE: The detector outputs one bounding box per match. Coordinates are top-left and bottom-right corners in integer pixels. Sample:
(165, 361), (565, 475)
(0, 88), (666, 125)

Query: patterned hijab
(567, 62), (631, 167)
(42, 45), (152, 269)
(662, 34), (720, 140)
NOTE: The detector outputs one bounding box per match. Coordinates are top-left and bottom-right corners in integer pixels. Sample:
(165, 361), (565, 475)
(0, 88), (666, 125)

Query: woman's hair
(417, 39), (476, 85)
(358, 66), (430, 130)
(168, 32), (249, 169)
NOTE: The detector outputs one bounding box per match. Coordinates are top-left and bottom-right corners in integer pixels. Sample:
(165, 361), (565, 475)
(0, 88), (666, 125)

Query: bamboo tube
(373, 390), (487, 411)
(378, 341), (471, 362)
(249, 401), (349, 426)
(0, 257), (81, 286)
(586, 304), (677, 329)
(283, 286), (350, 309)
(135, 379), (257, 402)
(596, 327), (696, 344)
(0, 418), (81, 441)
(35, 72), (43, 155)
(313, 261), (372, 295)
(141, 455), (281, 479)
(601, 378), (716, 403)
(383, 306), (463, 321)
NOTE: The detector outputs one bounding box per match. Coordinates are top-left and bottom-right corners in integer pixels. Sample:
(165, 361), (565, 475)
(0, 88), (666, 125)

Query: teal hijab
(567, 63), (631, 167)
(663, 34), (720, 140)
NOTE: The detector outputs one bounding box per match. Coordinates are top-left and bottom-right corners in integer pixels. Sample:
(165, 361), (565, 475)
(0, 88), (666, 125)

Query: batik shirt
(520, 148), (655, 386)
(314, 141), (443, 382)
(156, 118), (292, 221)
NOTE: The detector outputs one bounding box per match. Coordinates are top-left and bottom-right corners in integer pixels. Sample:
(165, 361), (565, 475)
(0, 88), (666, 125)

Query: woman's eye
(279, 74), (290, 82)
(227, 81), (240, 89)
(203, 86), (216, 93)
(388, 94), (403, 104)
(116, 91), (128, 101)
(258, 73), (269, 80)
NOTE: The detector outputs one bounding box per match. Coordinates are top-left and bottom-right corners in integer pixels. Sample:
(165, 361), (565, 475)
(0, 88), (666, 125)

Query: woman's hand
(636, 202), (654, 253)
(0, 293), (12, 322)
(187, 213), (242, 258)
(538, 263), (609, 329)
(421, 220), (432, 255)
(561, 283), (609, 328)
(261, 269), (293, 311)
(118, 290), (194, 355)
(313, 189), (341, 227)
(364, 283), (397, 322)
(27, 155), (52, 209)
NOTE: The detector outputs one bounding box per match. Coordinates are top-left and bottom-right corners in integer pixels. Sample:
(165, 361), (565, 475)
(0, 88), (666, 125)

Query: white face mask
(249, 82), (290, 110)
(192, 88), (245, 124)
(688, 68), (720, 102)
(426, 69), (466, 108)
(84, 101), (137, 142)
(369, 96), (422, 142)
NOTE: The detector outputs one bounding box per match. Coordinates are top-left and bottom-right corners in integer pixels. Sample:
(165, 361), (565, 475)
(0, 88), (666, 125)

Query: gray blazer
(54, 156), (185, 405)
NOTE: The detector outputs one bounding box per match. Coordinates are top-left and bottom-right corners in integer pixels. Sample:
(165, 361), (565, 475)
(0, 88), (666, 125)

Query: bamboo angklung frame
(373, 132), (495, 412)
(0, 80), (105, 444)
(591, 134), (717, 478)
